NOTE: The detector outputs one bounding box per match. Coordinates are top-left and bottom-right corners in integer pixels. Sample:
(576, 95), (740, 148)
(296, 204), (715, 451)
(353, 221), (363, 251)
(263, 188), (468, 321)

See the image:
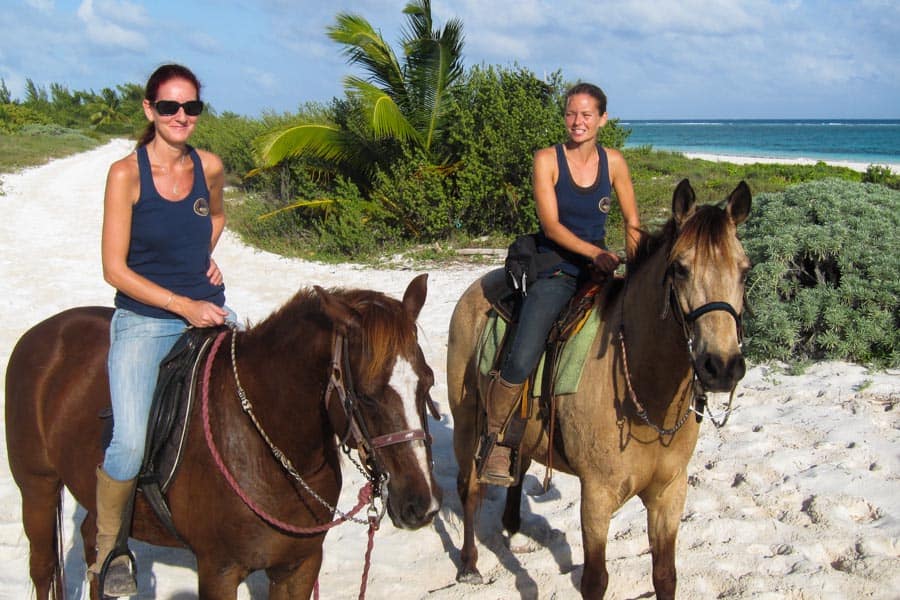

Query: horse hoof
(508, 531), (536, 554)
(456, 569), (484, 585)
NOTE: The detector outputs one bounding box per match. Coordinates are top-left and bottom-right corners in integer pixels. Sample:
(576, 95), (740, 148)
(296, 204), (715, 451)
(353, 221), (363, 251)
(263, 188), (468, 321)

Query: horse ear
(672, 178), (696, 226)
(402, 273), (428, 321)
(727, 181), (751, 225)
(314, 285), (361, 332)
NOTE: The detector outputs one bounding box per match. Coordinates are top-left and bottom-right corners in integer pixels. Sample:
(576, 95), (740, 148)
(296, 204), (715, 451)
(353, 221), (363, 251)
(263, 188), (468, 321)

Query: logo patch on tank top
(598, 196), (611, 214)
(193, 197), (209, 216)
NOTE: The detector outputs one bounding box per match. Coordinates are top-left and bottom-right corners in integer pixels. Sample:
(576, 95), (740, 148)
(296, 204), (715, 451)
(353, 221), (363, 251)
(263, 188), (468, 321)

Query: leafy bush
(863, 164), (900, 190)
(444, 65), (633, 239)
(742, 179), (899, 366)
(192, 110), (268, 186)
(444, 65), (562, 236)
(370, 147), (457, 241)
(0, 103), (51, 133)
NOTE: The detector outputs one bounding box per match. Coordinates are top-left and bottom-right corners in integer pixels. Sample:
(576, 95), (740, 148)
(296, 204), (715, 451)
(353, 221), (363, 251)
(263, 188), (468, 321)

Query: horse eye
(672, 262), (690, 280)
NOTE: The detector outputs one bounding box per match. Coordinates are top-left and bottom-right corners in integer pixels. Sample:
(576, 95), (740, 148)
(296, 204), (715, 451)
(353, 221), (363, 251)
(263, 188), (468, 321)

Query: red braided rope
(359, 518), (379, 600)
(201, 331), (373, 535)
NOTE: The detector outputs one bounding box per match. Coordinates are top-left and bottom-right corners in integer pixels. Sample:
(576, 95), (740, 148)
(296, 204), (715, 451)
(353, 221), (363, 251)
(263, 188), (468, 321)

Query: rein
(201, 329), (374, 531)
(617, 261), (742, 434)
(201, 325), (433, 600)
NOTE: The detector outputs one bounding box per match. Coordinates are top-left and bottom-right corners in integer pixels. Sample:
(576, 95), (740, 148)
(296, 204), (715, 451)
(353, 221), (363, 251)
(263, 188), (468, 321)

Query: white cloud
(25, 0), (55, 14)
(76, 0), (149, 49)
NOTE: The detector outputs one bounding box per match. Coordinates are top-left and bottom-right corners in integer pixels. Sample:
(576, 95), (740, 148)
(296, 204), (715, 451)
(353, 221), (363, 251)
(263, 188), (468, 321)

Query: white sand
(681, 152), (900, 175)
(1, 140), (898, 599)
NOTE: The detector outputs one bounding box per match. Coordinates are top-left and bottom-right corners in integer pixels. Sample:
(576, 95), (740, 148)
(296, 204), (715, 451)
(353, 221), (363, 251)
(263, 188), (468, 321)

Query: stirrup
(475, 434), (515, 487)
(99, 549), (137, 597)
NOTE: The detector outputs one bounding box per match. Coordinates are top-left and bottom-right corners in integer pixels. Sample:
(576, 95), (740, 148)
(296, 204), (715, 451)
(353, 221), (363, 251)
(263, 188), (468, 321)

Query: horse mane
(244, 287), (416, 384)
(604, 203), (735, 307)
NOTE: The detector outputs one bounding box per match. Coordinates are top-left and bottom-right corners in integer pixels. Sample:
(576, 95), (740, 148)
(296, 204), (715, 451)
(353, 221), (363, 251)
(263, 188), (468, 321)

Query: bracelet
(163, 293), (174, 309)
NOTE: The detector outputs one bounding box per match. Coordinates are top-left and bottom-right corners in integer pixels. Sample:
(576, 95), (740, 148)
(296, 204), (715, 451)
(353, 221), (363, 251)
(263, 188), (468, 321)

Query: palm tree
(256, 0), (464, 181)
(88, 87), (129, 128)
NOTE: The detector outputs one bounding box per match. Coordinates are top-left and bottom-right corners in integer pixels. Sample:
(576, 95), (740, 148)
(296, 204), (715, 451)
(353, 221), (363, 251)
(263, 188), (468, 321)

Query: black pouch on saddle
(504, 233), (562, 296)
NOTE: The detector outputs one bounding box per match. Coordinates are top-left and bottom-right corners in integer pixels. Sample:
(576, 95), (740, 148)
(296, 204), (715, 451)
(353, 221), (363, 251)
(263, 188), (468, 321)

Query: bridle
(618, 258), (744, 434)
(323, 331), (439, 493)
(202, 324), (437, 530)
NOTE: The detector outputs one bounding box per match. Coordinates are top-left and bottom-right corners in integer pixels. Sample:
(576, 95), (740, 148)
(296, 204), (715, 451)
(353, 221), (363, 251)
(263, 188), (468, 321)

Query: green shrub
(862, 164), (900, 190)
(0, 103), (51, 133)
(192, 111), (267, 186)
(742, 179), (899, 366)
(370, 147), (456, 241)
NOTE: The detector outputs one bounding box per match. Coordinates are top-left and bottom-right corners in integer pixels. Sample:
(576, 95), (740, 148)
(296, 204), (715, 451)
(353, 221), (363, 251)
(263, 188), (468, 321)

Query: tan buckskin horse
(447, 180), (751, 599)
(6, 274), (441, 600)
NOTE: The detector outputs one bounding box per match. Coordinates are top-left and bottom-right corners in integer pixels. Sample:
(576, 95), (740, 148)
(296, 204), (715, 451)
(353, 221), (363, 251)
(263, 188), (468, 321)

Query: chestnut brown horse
(6, 274), (441, 599)
(447, 180), (751, 598)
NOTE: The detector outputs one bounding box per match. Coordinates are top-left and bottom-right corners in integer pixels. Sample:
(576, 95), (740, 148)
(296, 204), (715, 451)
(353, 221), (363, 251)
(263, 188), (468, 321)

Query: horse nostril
(730, 354), (746, 381)
(703, 354), (724, 379)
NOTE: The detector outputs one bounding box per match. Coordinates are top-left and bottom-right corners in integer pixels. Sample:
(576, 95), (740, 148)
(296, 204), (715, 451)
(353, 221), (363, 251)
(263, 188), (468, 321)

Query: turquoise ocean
(620, 119), (900, 167)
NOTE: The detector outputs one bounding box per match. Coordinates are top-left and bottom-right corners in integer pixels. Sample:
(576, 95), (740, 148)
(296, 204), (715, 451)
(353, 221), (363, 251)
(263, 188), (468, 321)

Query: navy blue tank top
(536, 144), (611, 277)
(114, 145), (226, 319)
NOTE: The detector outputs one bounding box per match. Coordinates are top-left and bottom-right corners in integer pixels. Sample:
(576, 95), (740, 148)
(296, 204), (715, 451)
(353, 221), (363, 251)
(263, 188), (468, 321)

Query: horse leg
(18, 476), (65, 600)
(642, 474), (688, 600)
(579, 482), (616, 599)
(80, 511), (100, 600)
(501, 480), (522, 539)
(456, 458), (485, 584)
(267, 551), (322, 600)
(196, 559), (245, 600)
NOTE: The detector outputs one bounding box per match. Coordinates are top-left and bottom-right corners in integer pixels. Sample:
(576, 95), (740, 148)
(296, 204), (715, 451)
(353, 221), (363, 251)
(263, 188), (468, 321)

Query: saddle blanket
(477, 306), (600, 397)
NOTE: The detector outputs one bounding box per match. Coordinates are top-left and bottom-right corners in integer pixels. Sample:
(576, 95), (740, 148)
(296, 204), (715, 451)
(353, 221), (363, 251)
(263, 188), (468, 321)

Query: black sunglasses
(154, 99), (204, 117)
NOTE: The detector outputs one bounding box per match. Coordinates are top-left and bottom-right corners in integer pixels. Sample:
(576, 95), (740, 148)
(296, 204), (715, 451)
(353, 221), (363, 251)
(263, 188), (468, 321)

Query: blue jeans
(500, 272), (578, 384)
(103, 306), (237, 481)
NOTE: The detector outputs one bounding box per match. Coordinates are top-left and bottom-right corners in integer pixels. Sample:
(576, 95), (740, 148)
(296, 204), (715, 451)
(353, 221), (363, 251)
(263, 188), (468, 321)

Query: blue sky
(3, 0), (899, 119)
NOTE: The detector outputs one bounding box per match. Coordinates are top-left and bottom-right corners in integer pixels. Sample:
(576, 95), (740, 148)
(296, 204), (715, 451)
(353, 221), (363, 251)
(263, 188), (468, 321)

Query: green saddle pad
(477, 307), (600, 397)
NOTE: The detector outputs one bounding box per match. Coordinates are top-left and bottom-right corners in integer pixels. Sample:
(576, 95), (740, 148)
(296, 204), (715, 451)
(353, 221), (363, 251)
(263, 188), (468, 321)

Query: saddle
(479, 270), (609, 485)
(100, 325), (228, 542)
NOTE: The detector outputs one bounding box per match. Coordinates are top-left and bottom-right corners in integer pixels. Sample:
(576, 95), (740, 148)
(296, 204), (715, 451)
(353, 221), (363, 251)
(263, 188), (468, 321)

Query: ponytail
(136, 123), (156, 149)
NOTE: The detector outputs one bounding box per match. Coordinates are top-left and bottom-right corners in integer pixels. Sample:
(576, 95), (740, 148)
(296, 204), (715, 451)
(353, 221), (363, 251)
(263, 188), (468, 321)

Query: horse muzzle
(693, 350), (746, 393)
(386, 481), (442, 530)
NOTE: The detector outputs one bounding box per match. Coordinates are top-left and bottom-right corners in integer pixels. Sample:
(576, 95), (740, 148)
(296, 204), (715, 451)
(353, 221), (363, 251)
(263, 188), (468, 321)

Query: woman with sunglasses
(95, 63), (234, 596)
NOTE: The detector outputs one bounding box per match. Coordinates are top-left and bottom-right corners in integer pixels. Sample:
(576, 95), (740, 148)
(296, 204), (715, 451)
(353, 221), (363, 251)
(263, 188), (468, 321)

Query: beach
(1, 140), (898, 599)
(681, 152), (900, 175)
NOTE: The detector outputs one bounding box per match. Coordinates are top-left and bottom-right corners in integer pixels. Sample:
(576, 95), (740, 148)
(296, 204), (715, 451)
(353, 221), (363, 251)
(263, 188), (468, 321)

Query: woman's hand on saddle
(207, 258), (223, 287)
(591, 249), (621, 274)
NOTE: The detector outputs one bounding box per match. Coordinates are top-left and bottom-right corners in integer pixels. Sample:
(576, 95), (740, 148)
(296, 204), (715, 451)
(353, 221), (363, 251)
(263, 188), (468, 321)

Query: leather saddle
(100, 324), (228, 541)
(480, 268), (607, 479)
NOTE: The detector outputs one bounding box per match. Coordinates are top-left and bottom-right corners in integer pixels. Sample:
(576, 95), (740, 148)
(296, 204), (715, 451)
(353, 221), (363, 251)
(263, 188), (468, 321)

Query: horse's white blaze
(389, 357), (439, 506)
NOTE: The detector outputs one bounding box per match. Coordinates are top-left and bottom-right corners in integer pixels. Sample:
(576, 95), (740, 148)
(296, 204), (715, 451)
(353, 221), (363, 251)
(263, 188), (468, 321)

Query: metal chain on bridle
(617, 260), (743, 434)
(200, 324), (434, 599)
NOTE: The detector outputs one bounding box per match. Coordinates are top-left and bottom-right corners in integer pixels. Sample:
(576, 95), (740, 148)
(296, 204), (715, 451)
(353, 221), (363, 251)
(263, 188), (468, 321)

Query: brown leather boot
(90, 467), (138, 597)
(478, 375), (525, 487)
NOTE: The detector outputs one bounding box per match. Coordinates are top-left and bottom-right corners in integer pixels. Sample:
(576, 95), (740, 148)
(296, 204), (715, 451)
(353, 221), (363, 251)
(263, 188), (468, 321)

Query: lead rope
(617, 271), (695, 436)
(202, 329), (379, 599)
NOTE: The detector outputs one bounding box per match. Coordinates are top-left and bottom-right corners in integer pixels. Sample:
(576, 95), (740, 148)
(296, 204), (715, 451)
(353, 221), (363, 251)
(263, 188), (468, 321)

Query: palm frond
(258, 198), (336, 220)
(255, 123), (351, 167)
(403, 14), (465, 150)
(328, 13), (407, 102)
(345, 77), (423, 146)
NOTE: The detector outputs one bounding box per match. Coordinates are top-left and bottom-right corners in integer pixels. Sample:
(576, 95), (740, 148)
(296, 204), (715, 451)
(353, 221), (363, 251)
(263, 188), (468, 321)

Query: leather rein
(323, 331), (439, 487)
(201, 326), (435, 532)
(618, 263), (743, 434)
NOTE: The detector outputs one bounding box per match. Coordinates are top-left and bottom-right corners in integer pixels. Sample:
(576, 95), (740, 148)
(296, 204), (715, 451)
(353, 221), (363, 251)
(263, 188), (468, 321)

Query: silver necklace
(150, 146), (187, 195)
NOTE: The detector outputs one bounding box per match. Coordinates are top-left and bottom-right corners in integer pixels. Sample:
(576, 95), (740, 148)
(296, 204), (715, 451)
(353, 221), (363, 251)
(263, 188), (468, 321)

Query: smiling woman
(91, 62), (232, 597)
